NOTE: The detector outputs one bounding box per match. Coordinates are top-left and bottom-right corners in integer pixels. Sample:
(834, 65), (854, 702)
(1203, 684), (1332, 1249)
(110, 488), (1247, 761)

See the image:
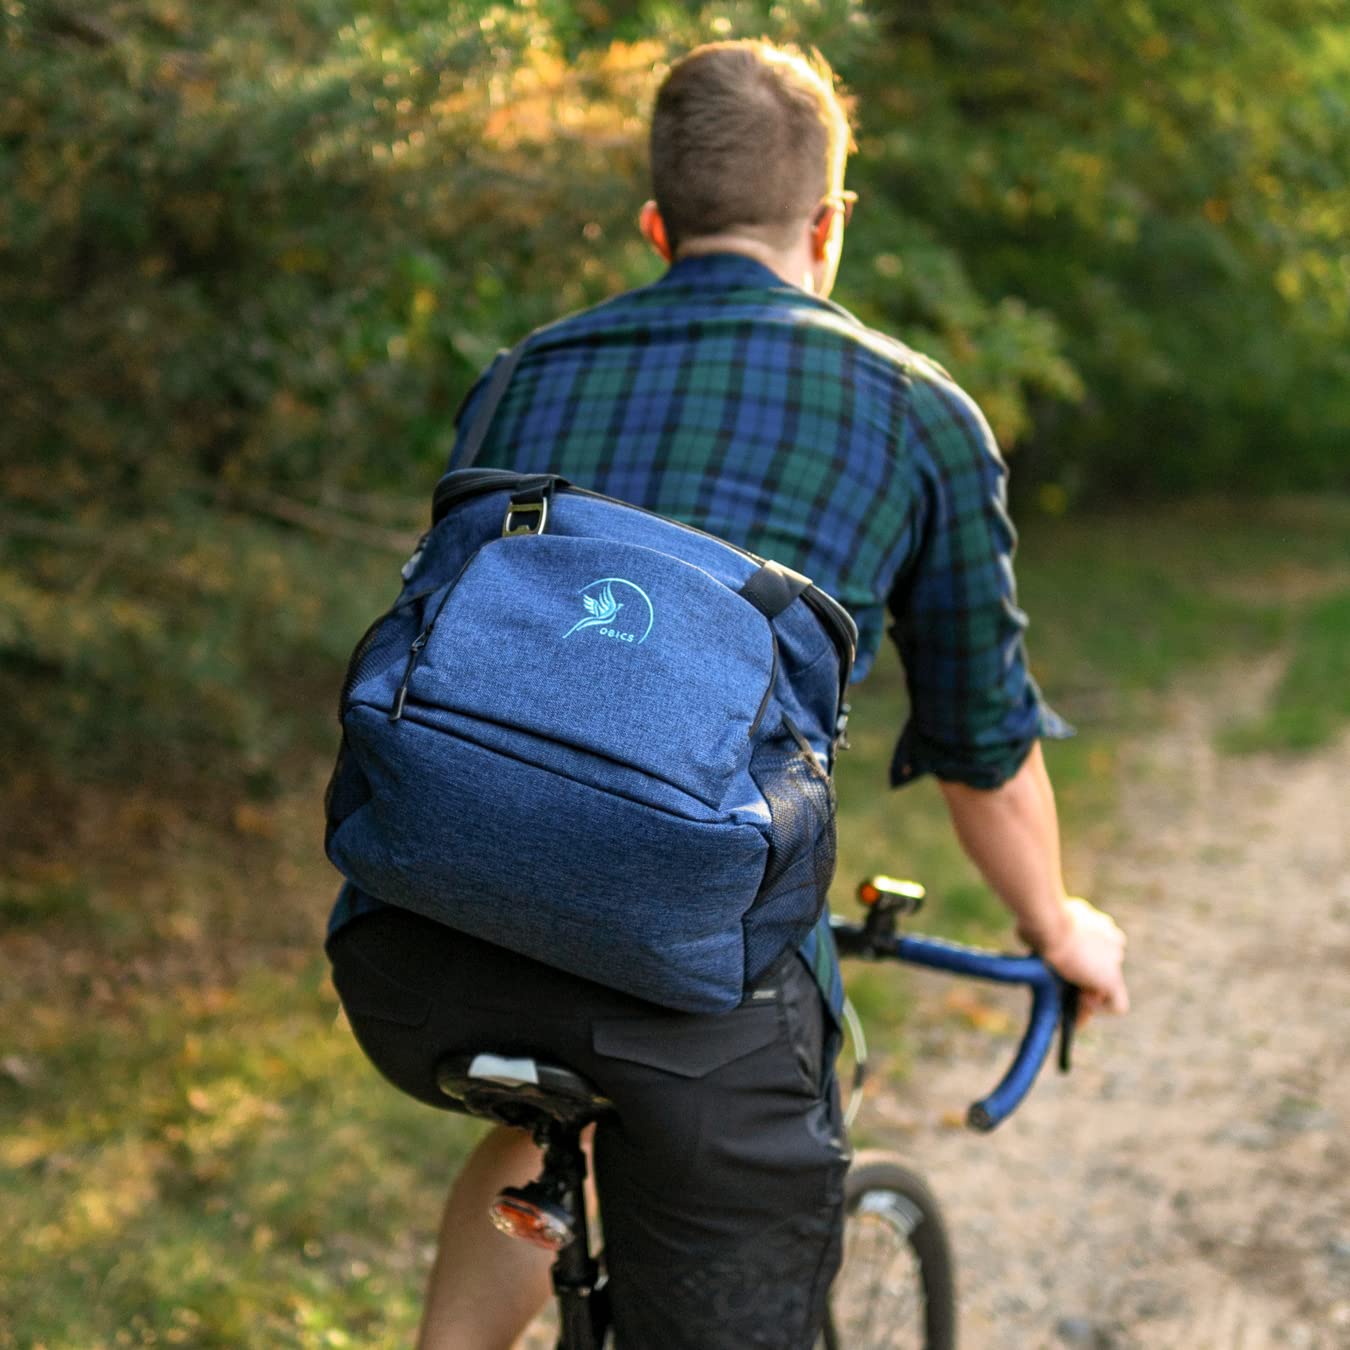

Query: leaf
(943, 988), (1012, 1035)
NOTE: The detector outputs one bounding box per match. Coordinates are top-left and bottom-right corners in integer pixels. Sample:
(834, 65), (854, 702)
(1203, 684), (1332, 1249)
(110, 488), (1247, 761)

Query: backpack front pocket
(328, 703), (769, 1012)
(406, 534), (776, 808)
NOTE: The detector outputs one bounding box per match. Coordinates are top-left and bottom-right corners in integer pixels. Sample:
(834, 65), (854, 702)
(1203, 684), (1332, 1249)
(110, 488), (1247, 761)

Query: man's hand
(1023, 896), (1129, 1023)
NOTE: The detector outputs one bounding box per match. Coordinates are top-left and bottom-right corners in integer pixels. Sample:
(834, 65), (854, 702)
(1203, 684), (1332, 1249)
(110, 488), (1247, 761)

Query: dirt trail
(870, 668), (1350, 1348)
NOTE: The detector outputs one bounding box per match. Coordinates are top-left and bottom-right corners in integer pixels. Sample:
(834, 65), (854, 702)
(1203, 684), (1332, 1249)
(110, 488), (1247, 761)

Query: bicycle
(434, 876), (1078, 1349)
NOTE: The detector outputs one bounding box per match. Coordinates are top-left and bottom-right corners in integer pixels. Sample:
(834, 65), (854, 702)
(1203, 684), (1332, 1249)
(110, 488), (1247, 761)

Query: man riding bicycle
(326, 39), (1129, 1350)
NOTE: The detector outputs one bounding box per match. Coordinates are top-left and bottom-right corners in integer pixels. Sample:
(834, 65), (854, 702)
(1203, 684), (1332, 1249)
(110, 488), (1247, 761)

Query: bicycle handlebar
(832, 919), (1076, 1132)
(896, 934), (1068, 1131)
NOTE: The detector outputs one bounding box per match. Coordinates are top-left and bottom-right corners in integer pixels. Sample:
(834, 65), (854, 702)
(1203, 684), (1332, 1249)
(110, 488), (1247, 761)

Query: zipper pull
(389, 631), (429, 722)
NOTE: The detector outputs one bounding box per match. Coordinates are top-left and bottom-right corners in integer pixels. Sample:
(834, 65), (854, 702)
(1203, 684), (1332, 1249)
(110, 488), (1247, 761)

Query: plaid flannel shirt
(329, 252), (1068, 1019)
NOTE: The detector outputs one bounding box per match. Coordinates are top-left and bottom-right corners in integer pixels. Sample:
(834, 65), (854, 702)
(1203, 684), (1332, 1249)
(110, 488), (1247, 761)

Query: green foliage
(4, 0), (1345, 512)
(3, 0), (1347, 802)
(1, 0), (661, 505)
(0, 506), (395, 802)
(0, 874), (94, 927)
(841, 1), (1350, 495)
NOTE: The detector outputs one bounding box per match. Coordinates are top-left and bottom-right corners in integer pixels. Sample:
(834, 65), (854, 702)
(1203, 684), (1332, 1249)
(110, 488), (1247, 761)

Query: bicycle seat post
(434, 1053), (613, 1349)
(538, 1119), (603, 1350)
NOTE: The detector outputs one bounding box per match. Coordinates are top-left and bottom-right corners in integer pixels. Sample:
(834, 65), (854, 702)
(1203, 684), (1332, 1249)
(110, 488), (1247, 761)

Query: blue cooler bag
(324, 349), (855, 1012)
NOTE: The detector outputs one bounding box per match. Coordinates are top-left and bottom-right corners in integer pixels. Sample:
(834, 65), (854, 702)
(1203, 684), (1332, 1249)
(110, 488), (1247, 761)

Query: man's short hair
(650, 40), (853, 252)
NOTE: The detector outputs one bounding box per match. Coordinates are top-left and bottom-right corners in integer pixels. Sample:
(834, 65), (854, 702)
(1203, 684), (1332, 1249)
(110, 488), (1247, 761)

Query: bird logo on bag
(563, 578), (655, 644)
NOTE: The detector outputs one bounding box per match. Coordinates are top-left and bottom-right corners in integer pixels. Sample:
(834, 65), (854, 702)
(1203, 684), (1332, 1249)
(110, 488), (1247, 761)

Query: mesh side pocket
(743, 722), (837, 988)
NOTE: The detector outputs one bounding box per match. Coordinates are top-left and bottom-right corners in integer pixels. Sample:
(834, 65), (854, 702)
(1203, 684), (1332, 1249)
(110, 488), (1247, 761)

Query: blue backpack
(324, 341), (856, 1013)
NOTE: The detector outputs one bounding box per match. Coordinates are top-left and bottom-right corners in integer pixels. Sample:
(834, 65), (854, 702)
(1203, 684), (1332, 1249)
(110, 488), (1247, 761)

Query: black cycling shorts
(327, 906), (850, 1349)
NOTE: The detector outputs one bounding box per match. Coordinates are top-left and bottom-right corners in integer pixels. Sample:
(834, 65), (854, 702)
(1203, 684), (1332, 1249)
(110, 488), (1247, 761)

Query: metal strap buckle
(502, 496), (548, 537)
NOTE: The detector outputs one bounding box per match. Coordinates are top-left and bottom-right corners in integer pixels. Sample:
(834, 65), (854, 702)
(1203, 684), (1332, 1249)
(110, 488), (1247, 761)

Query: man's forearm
(937, 741), (1072, 952)
(937, 740), (1129, 1016)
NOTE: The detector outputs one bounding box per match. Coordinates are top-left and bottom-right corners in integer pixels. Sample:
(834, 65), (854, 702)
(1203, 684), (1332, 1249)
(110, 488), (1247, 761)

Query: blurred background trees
(5, 0), (1346, 505)
(3, 9), (1347, 1338)
(1, 0), (1347, 794)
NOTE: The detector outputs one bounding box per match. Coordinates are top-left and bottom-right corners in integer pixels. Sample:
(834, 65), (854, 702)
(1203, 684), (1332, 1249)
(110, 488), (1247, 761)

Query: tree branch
(35, 3), (121, 47)
(0, 510), (128, 549)
(224, 487), (415, 554)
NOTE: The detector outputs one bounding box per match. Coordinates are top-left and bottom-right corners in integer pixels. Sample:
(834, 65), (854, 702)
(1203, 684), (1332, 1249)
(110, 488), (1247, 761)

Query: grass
(1220, 589), (1350, 752)
(2, 498), (1348, 1347)
(2, 959), (483, 1349)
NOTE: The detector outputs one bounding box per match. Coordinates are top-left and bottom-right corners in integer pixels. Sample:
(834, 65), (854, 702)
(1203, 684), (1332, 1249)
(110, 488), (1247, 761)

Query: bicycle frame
(539, 1126), (607, 1350)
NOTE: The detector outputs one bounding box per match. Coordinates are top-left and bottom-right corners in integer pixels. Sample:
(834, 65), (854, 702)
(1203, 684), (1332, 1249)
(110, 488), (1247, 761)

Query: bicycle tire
(819, 1151), (957, 1350)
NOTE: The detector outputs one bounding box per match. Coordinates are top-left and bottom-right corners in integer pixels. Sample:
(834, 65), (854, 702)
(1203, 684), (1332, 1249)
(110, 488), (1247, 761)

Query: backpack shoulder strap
(453, 311), (579, 469)
(452, 336), (532, 469)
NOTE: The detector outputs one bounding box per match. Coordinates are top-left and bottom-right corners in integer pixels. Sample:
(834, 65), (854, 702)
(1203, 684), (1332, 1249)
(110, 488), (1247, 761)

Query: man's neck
(673, 233), (815, 293)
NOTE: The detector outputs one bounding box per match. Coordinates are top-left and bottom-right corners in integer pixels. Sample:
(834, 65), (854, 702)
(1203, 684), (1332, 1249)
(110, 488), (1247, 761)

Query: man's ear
(809, 205), (835, 262)
(639, 200), (673, 262)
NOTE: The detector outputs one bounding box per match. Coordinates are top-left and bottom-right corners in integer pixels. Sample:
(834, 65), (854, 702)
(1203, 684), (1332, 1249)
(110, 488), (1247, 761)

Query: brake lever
(1058, 982), (1080, 1073)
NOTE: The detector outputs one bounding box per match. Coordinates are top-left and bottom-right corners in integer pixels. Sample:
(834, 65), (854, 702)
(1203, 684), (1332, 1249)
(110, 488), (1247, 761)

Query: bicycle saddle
(435, 1052), (613, 1132)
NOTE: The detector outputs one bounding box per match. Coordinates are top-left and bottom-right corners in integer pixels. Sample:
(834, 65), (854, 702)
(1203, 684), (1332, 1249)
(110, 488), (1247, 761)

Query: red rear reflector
(489, 1194), (574, 1250)
(859, 883), (880, 906)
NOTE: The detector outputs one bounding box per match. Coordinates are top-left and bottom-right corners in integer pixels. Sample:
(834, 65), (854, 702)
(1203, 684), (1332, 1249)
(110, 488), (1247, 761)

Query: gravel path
(866, 672), (1350, 1348)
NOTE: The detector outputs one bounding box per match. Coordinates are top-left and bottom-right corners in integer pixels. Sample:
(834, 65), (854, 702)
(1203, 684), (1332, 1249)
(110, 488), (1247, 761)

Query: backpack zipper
(389, 631), (428, 722)
(748, 635), (779, 739)
(387, 547), (485, 722)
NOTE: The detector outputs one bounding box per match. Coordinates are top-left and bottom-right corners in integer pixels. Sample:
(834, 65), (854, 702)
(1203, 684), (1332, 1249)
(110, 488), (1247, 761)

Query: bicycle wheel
(819, 1151), (956, 1350)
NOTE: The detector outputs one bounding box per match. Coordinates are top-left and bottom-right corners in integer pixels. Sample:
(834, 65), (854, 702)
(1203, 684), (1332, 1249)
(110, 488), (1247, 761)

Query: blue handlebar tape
(891, 935), (1063, 1132)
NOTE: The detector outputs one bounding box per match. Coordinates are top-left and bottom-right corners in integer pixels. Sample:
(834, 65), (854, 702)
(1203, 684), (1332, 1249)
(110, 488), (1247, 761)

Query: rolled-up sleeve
(888, 373), (1071, 790)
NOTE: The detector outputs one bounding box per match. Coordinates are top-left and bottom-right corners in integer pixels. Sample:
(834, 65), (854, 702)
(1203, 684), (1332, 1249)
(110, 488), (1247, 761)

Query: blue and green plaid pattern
(331, 252), (1066, 1019)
